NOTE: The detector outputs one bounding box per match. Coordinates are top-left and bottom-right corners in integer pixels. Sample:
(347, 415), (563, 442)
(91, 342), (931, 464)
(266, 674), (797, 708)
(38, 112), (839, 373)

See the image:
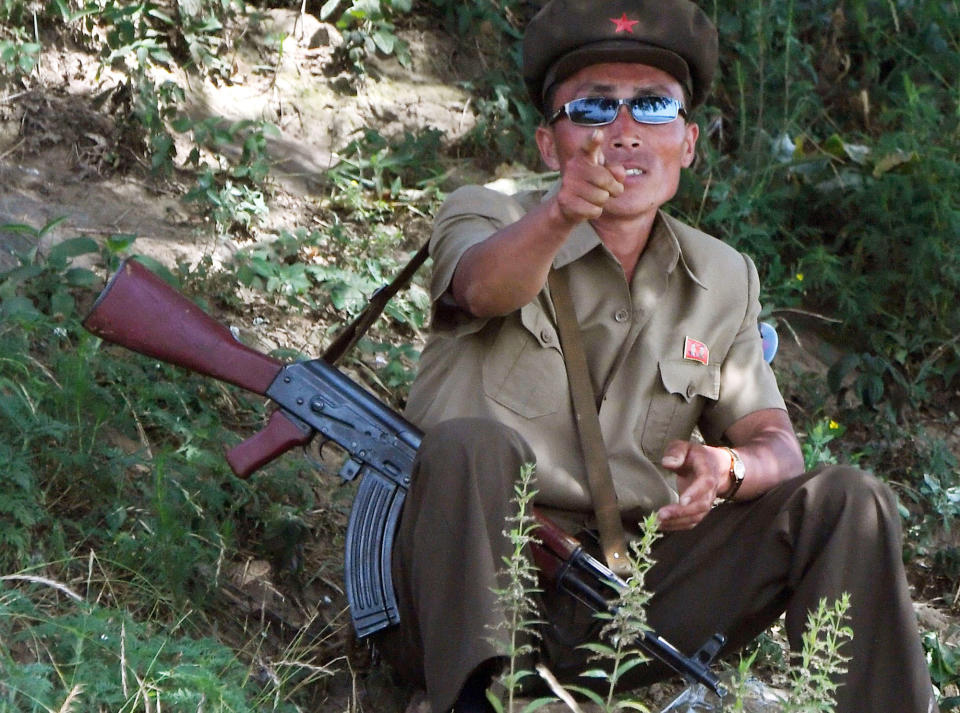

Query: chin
(602, 194), (662, 219)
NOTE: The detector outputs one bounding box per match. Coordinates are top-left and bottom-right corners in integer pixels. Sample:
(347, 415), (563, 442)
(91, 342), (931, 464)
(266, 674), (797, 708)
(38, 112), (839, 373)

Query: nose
(609, 105), (643, 149)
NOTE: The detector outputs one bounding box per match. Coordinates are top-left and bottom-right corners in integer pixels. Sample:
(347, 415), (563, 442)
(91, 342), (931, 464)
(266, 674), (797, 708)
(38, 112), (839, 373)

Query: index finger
(581, 129), (606, 166)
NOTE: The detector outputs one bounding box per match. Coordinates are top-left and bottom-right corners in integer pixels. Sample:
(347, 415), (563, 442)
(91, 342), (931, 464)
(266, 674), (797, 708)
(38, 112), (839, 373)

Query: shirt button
(540, 328), (552, 344)
(686, 384), (697, 398)
(614, 309), (630, 323)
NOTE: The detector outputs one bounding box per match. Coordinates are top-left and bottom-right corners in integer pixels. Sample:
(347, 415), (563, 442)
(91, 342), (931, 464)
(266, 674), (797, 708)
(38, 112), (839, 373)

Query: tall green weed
(0, 577), (298, 712)
(0, 231), (274, 601)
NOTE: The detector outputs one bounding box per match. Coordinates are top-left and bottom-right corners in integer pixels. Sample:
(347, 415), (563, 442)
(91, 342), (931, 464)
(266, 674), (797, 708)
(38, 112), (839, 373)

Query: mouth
(625, 168), (646, 177)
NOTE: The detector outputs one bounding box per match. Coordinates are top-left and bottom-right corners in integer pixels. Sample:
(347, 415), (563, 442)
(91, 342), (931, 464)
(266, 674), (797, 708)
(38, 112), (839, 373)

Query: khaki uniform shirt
(405, 184), (786, 519)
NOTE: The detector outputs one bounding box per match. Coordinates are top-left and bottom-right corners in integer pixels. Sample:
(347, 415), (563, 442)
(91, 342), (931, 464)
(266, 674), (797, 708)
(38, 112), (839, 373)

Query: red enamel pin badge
(683, 337), (709, 365)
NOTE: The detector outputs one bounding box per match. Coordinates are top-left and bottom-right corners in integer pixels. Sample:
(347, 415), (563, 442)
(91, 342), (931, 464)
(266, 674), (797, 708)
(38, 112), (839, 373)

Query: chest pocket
(482, 305), (565, 419)
(640, 359), (720, 456)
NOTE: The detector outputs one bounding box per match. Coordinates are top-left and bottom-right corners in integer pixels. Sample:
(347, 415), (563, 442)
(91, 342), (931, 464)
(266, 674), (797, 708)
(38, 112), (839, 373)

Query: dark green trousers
(376, 418), (938, 713)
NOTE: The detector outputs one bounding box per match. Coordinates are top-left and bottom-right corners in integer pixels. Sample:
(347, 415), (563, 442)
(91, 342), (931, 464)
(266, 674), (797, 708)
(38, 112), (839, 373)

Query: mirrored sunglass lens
(629, 97), (679, 123)
(567, 98), (618, 125)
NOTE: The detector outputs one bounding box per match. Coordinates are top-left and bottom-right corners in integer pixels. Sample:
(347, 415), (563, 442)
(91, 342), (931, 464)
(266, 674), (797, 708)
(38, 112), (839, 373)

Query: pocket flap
(658, 359), (720, 402)
(520, 302), (559, 350)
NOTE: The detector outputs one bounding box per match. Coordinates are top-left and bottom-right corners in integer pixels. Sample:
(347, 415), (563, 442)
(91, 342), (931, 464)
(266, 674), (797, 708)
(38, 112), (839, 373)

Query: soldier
(376, 2), (939, 712)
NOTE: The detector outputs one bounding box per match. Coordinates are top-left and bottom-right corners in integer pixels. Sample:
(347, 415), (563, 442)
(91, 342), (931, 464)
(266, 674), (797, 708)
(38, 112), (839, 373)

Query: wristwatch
(719, 447), (745, 502)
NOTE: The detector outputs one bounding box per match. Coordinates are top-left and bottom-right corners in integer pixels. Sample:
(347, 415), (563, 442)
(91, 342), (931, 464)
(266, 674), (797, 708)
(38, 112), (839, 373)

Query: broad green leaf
(873, 150), (918, 177)
(2, 296), (40, 318)
(485, 690), (504, 713)
(609, 656), (646, 677)
(564, 684), (605, 706)
(372, 29), (395, 54)
(823, 134), (849, 161)
(520, 697), (558, 713)
(578, 667), (613, 679)
(50, 289), (76, 317)
(0, 264), (44, 286)
(48, 237), (99, 263)
(37, 216), (70, 238)
(1, 222), (41, 236)
(64, 267), (97, 288)
(106, 234), (137, 254)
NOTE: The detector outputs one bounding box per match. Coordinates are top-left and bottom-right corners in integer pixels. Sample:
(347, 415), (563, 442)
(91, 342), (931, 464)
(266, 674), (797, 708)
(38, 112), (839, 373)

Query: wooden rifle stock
(82, 258), (283, 395)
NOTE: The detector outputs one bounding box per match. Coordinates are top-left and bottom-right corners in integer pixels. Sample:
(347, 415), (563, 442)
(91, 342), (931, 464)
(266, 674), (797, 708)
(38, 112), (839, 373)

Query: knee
(420, 417), (532, 459)
(411, 418), (537, 532)
(416, 418), (536, 487)
(805, 465), (899, 531)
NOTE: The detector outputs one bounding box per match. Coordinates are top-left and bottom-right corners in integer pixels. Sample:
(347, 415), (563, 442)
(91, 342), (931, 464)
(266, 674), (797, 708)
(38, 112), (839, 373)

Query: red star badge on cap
(610, 12), (639, 33)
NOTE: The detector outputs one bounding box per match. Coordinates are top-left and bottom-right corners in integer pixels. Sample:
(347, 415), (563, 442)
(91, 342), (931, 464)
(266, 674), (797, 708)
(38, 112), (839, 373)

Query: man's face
(536, 62), (699, 221)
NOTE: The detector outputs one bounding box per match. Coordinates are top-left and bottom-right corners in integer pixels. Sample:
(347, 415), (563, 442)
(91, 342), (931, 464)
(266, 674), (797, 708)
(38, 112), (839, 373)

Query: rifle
(82, 257), (726, 696)
(531, 513), (726, 696)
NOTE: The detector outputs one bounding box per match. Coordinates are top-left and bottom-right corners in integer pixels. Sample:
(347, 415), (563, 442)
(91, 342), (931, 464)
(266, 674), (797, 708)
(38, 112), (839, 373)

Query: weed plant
(491, 470), (855, 713)
(569, 514), (661, 713)
(0, 574), (300, 713)
(723, 596), (852, 713)
(486, 462), (549, 713)
(784, 594), (853, 713)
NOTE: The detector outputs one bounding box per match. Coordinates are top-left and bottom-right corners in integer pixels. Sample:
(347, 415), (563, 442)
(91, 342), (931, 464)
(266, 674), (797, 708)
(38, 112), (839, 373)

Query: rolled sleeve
(428, 185), (531, 334)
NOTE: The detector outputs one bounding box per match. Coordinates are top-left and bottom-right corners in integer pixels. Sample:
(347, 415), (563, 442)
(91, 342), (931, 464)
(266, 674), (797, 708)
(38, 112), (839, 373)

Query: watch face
(731, 451), (745, 480)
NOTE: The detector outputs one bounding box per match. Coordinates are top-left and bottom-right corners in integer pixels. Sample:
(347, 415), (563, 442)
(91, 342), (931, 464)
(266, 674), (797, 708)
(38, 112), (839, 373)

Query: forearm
(451, 197), (577, 317)
(724, 408), (804, 501)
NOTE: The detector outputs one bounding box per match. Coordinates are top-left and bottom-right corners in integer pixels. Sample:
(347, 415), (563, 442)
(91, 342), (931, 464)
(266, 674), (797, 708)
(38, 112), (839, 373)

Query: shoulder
(660, 211), (758, 286)
(436, 185), (545, 227)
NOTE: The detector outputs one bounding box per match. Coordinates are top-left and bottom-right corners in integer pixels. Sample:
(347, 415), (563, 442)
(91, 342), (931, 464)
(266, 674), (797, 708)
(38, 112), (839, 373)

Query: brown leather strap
(548, 268), (631, 576)
(322, 241), (431, 366)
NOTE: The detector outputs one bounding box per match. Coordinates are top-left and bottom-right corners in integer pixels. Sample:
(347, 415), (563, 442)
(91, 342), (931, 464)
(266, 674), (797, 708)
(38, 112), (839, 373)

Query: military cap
(522, 0), (718, 115)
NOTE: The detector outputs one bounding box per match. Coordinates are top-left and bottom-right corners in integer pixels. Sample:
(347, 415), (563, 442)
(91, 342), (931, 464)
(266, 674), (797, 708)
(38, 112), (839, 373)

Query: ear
(535, 125), (561, 171)
(680, 122), (700, 168)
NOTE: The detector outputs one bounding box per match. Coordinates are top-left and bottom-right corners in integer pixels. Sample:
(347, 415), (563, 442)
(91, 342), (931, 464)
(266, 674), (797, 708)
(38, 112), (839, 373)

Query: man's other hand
(656, 441), (731, 531)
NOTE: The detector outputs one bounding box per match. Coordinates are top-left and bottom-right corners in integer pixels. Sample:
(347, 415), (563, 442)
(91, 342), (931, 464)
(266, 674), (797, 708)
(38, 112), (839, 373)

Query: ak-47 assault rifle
(82, 257), (725, 697)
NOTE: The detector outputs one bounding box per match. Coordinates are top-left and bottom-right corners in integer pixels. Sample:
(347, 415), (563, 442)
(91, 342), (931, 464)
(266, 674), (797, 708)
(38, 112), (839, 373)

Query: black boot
(451, 659), (502, 713)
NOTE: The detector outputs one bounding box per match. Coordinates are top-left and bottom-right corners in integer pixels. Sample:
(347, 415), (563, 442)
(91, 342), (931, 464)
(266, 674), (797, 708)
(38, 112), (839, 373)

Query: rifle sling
(322, 241), (431, 366)
(548, 268), (631, 577)
(321, 242), (631, 575)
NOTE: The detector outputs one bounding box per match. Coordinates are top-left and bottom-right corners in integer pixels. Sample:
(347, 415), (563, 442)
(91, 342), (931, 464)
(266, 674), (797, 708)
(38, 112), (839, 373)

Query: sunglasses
(548, 96), (687, 127)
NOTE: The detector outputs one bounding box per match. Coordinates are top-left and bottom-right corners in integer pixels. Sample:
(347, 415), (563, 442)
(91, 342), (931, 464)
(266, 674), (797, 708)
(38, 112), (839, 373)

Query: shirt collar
(540, 182), (706, 289)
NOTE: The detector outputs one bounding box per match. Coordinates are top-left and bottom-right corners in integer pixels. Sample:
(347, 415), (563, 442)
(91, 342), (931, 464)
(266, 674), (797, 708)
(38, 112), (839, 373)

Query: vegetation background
(1, 0), (959, 710)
